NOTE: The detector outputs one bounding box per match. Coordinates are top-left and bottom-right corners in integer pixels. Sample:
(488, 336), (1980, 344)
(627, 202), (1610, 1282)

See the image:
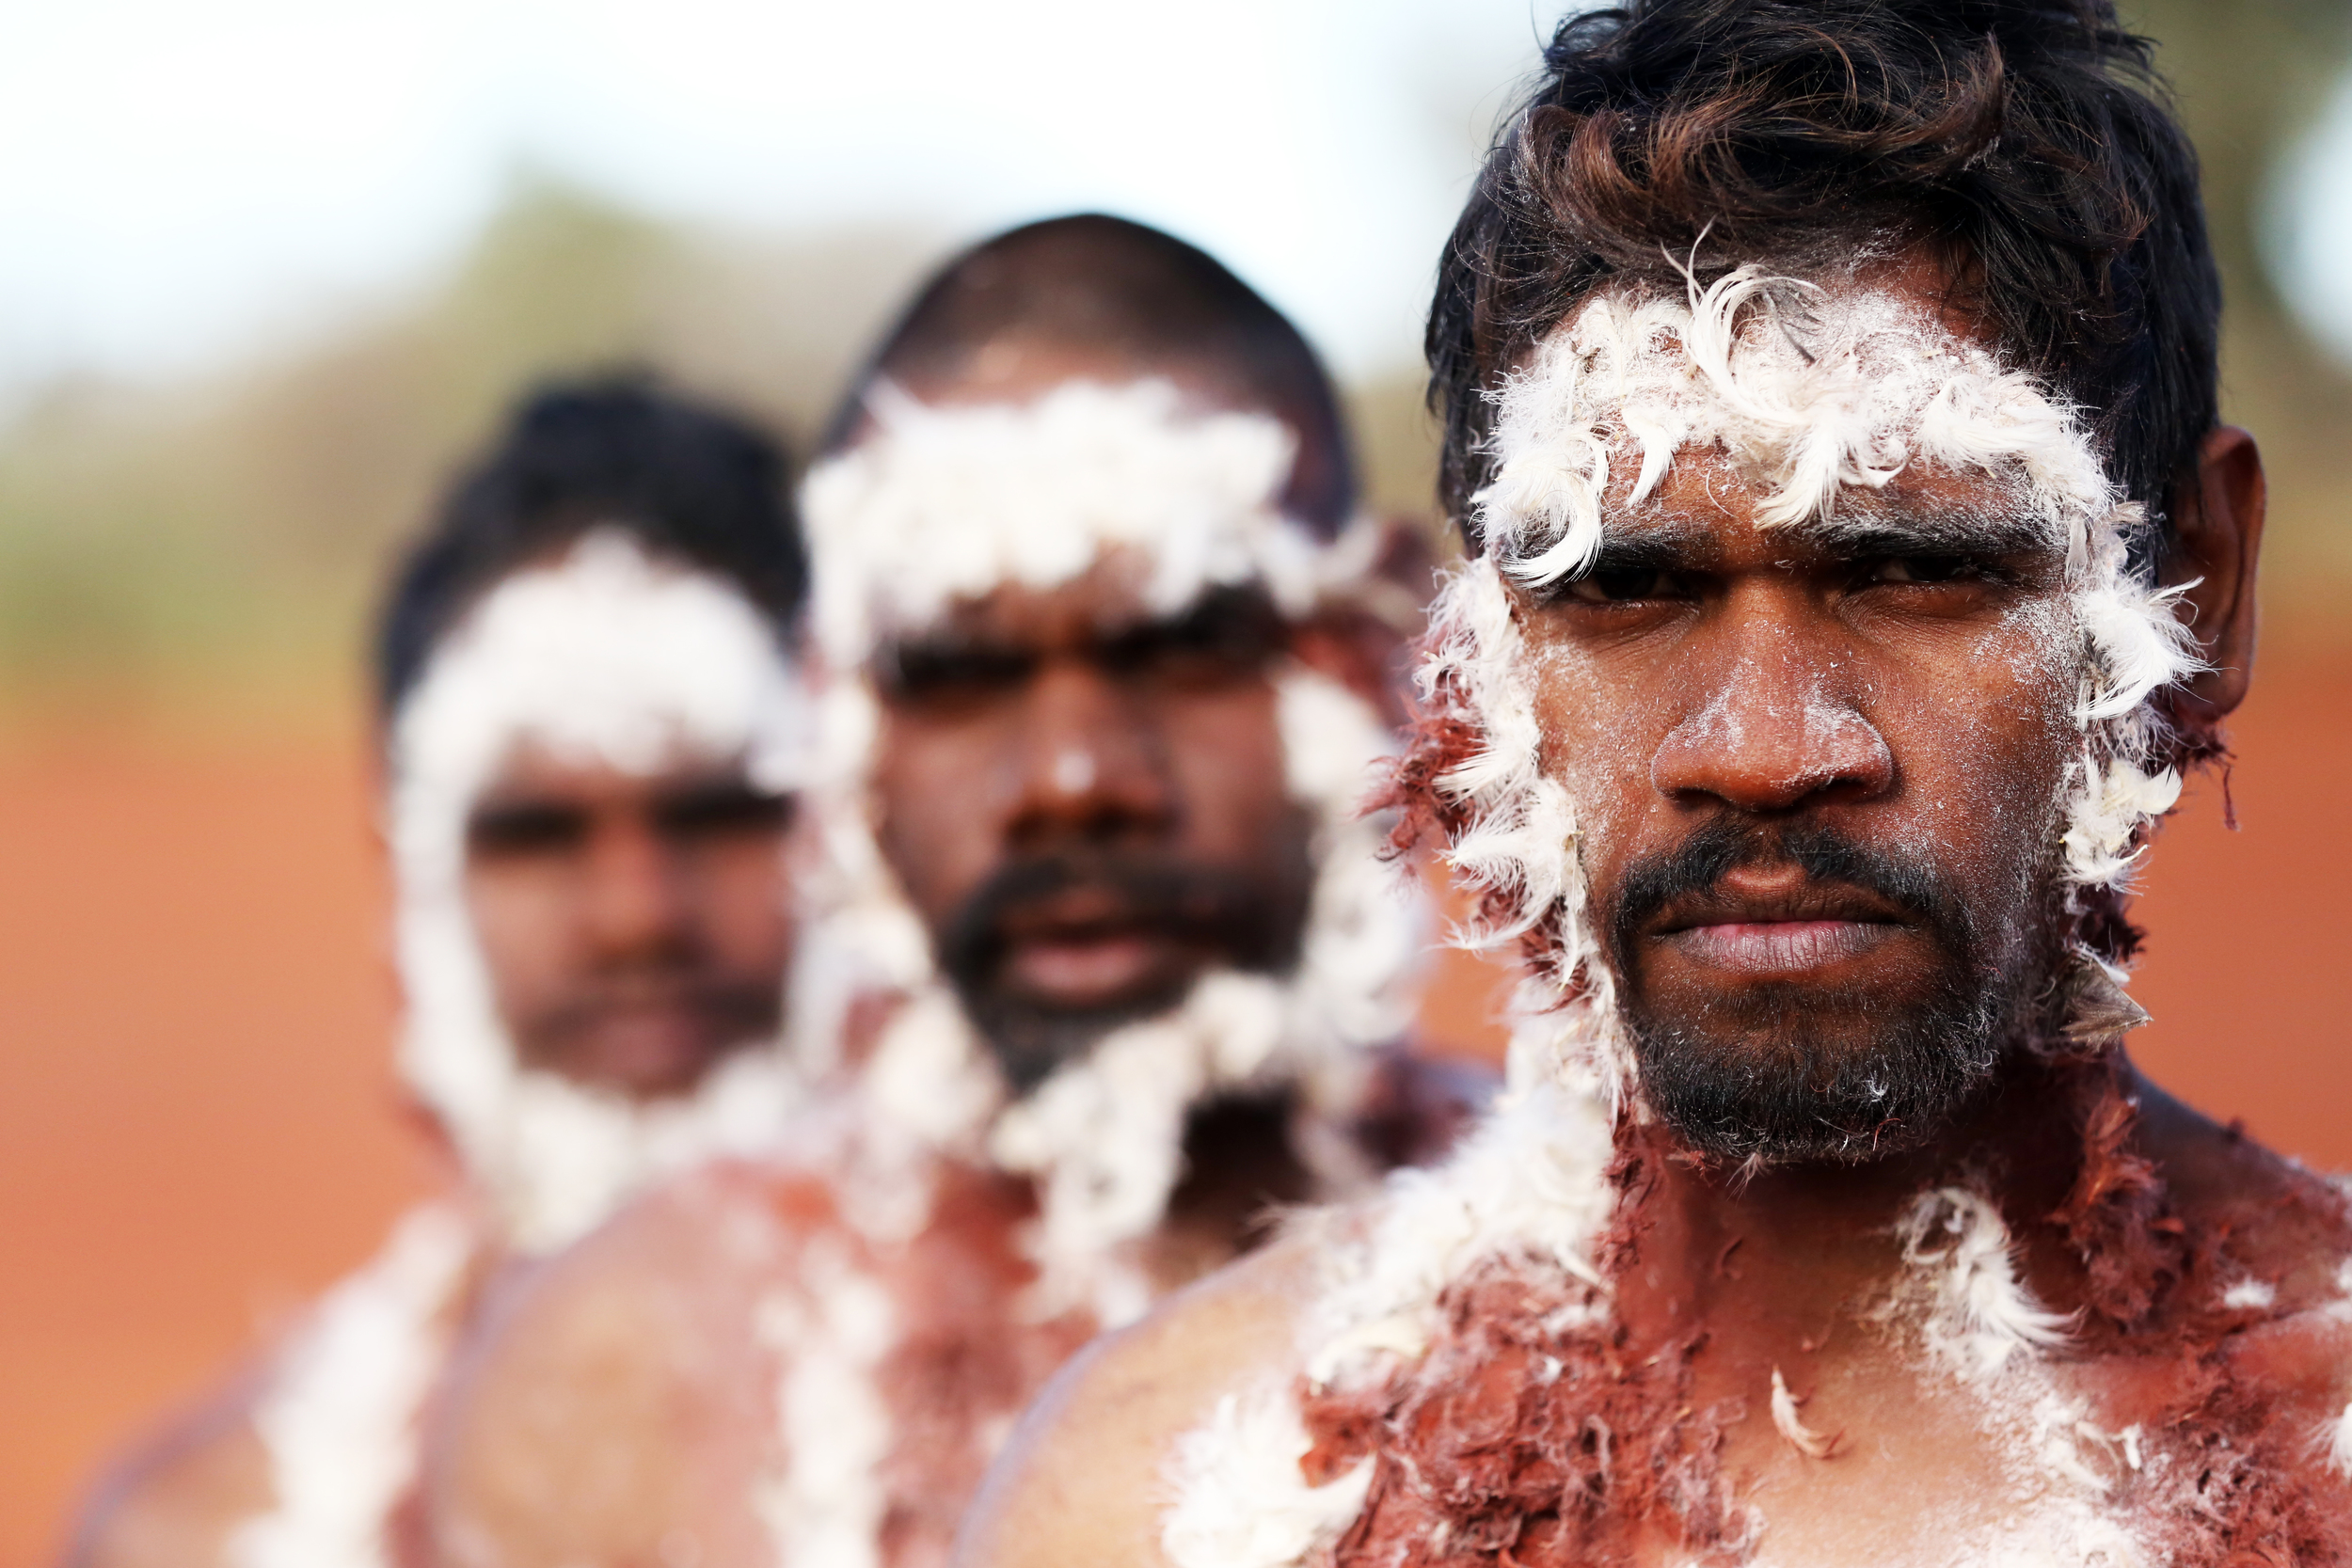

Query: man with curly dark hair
(960, 5), (2351, 1561)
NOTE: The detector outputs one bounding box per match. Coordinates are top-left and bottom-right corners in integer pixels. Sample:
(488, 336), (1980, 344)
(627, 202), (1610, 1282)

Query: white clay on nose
(1051, 749), (1098, 795)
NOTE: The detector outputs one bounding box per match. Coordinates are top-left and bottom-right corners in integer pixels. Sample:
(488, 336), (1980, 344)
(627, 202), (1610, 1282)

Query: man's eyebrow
(1581, 521), (1714, 574)
(1807, 510), (2061, 559)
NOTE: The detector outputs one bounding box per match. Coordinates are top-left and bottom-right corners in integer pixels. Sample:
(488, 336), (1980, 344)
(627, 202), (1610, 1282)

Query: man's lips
(992, 887), (1186, 1008)
(1648, 877), (1913, 977)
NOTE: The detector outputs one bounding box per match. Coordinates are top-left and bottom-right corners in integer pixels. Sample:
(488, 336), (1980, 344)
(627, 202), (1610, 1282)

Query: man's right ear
(2164, 425), (2266, 724)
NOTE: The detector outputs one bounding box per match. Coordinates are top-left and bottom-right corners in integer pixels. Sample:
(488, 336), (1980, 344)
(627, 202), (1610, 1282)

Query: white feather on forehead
(389, 529), (811, 1253)
(1431, 271), (2203, 1093)
(800, 377), (1375, 667)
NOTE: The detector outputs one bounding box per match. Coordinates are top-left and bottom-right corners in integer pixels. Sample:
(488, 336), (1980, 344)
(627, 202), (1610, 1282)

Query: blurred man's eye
(883, 641), (1036, 703)
(468, 801), (589, 856)
(654, 784), (793, 841)
(1103, 590), (1283, 682)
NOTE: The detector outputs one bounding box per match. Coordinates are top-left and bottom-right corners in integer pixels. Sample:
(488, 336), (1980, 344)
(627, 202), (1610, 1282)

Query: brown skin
(871, 563), (1313, 1075)
(60, 1372), (275, 1568)
(65, 674), (801, 1568)
(463, 744), (797, 1100)
(956, 288), (2346, 1563)
(868, 344), (1404, 1085)
(406, 358), (1454, 1568)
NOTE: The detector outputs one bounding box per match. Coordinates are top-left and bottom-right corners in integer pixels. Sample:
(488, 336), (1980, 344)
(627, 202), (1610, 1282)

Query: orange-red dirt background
(7, 649), (2351, 1567)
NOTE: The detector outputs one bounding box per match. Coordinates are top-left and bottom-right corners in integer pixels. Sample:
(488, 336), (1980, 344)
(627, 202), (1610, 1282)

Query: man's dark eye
(654, 784), (793, 841)
(884, 641), (1035, 702)
(1563, 567), (1687, 604)
(1868, 554), (1997, 586)
(468, 802), (588, 856)
(1103, 591), (1284, 683)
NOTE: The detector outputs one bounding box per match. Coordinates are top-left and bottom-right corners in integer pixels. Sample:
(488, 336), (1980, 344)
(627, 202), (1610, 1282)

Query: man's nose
(580, 809), (691, 958)
(1647, 604), (1895, 815)
(1005, 657), (1175, 846)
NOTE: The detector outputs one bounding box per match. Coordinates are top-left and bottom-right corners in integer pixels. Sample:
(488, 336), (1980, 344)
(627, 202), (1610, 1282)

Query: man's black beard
(1604, 819), (2042, 1165)
(939, 850), (1303, 1094)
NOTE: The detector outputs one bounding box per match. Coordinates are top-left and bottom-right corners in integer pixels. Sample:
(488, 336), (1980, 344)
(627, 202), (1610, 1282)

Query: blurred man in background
(412, 214), (1482, 1568)
(68, 379), (815, 1568)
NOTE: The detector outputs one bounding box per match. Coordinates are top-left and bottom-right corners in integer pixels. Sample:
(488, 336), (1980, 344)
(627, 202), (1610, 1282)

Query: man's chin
(961, 980), (1198, 1097)
(1625, 1006), (2007, 1167)
(524, 1017), (763, 1103)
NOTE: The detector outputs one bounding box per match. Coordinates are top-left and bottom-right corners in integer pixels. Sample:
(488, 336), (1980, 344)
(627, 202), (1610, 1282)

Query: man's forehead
(1603, 452), (2064, 559)
(1474, 263), (2115, 590)
(892, 554), (1260, 648)
(482, 735), (755, 797)
(891, 350), (1279, 433)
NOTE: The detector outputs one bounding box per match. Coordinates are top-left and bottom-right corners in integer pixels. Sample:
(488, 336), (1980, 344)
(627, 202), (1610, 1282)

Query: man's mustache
(939, 852), (1282, 990)
(1608, 817), (1973, 961)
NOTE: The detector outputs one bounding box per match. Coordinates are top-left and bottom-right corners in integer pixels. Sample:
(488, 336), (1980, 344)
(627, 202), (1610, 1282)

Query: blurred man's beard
(939, 850), (1307, 1094)
(1603, 820), (2045, 1165)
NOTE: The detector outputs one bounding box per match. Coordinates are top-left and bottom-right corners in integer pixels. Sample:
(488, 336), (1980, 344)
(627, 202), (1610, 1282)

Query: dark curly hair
(374, 375), (804, 718)
(1429, 0), (2218, 546)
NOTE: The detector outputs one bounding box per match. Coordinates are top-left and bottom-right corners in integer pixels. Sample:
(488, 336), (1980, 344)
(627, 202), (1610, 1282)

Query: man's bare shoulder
(958, 1226), (1327, 1568)
(65, 1371), (273, 1568)
(2138, 1074), (2352, 1305)
(421, 1158), (838, 1568)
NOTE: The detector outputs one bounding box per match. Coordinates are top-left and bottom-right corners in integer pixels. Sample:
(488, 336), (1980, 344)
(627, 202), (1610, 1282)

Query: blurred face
(1528, 453), (2083, 1163)
(462, 746), (796, 1101)
(868, 564), (1314, 1089)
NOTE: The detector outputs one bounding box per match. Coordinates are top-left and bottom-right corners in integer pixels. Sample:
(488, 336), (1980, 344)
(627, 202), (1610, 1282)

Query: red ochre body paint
(1283, 1082), (2352, 1566)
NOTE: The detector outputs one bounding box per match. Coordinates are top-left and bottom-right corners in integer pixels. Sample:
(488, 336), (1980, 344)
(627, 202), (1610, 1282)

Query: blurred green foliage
(0, 185), (943, 701)
(3, 5), (2349, 705)
(2124, 0), (2352, 602)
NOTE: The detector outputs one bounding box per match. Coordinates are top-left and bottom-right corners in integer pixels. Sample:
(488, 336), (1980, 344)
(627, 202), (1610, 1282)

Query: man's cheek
(1165, 693), (1286, 854)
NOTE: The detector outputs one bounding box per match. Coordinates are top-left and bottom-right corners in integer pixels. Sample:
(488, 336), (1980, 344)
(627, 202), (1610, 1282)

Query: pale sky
(0, 0), (1581, 394)
(1, 0), (2343, 399)
(2269, 69), (2352, 367)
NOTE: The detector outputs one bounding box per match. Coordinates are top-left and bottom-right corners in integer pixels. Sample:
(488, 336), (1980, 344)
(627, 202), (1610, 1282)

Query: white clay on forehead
(799, 377), (1385, 669)
(1477, 268), (2107, 573)
(388, 529), (813, 1253)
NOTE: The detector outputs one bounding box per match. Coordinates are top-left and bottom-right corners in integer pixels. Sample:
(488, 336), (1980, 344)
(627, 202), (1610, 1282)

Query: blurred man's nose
(1647, 583), (1895, 815)
(579, 806), (692, 958)
(1004, 656), (1175, 847)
